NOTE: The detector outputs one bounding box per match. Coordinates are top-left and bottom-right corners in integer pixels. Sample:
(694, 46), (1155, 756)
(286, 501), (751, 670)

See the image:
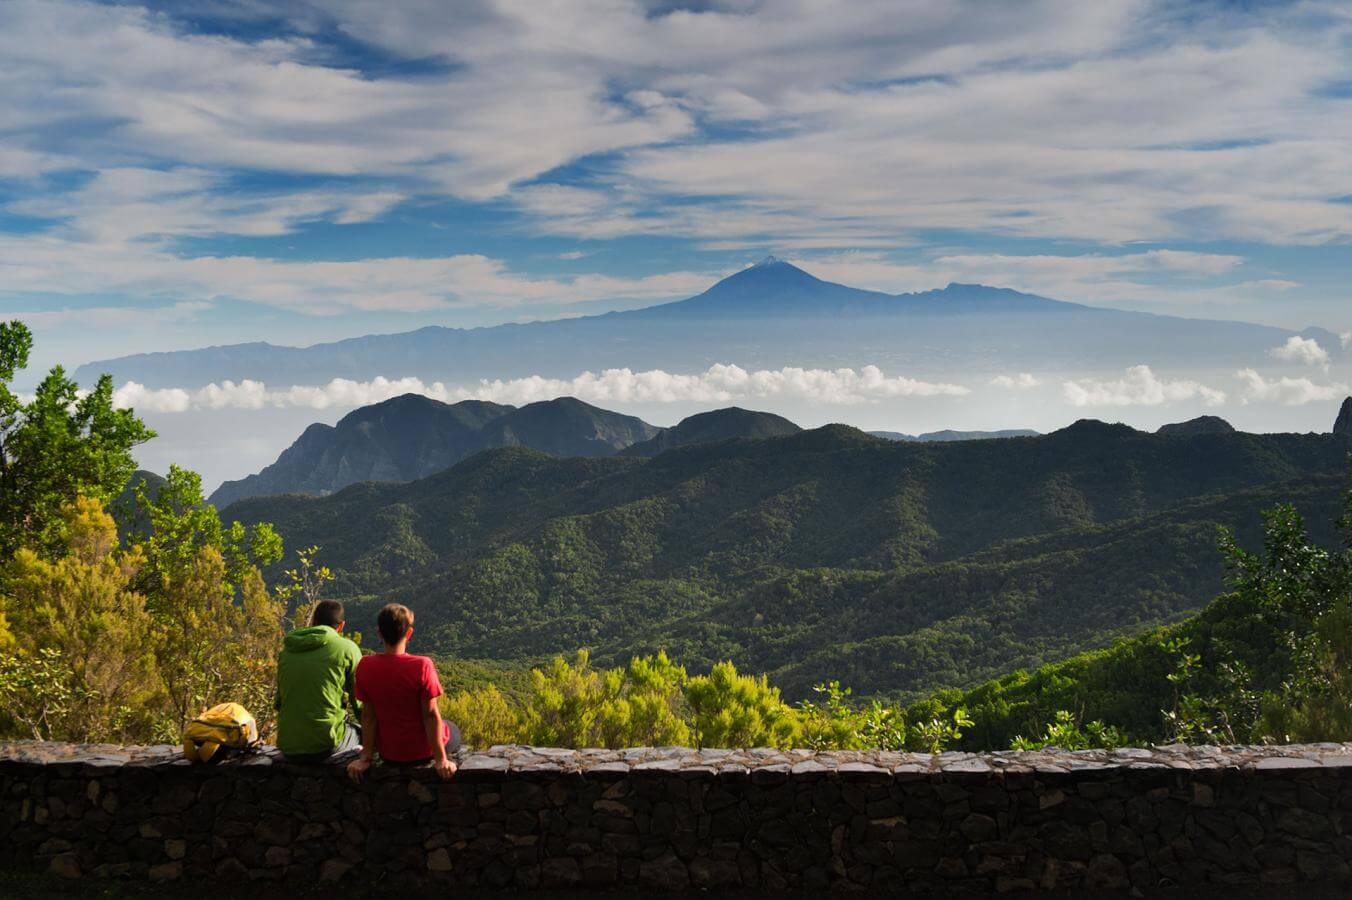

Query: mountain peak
(1335, 397), (1352, 435)
(621, 406), (801, 457)
(752, 254), (786, 267)
(1157, 415), (1236, 436)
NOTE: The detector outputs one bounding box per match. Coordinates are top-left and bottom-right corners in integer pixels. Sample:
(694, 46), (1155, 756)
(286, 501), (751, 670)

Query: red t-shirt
(354, 652), (450, 763)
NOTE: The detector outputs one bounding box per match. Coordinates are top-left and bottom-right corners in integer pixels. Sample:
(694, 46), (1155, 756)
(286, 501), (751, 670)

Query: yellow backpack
(182, 702), (261, 764)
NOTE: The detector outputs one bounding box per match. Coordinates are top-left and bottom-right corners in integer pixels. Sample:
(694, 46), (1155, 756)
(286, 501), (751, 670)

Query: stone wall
(2, 741), (1351, 893)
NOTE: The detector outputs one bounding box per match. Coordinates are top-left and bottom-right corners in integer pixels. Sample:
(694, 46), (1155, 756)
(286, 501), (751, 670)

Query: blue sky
(1, 0), (1351, 379)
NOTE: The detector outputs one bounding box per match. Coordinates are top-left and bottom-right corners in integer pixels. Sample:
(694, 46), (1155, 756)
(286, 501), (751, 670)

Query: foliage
(1261, 598), (1352, 741)
(686, 660), (798, 749)
(940, 476), (1352, 750)
(1010, 710), (1126, 751)
(227, 420), (1352, 702)
(521, 650), (690, 749)
(0, 321), (154, 561)
(442, 683), (524, 748)
(0, 498), (160, 740)
(0, 490), (286, 744)
(130, 465), (282, 603)
(123, 466), (286, 738)
(797, 681), (868, 750)
(275, 544), (336, 633)
(0, 649), (96, 741)
(911, 707), (974, 755)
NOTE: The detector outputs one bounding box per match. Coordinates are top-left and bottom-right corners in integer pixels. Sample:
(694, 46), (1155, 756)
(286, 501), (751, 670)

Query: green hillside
(223, 422), (1352, 700)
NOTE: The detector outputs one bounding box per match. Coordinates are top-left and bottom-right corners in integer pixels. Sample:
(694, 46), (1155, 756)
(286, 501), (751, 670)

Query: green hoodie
(275, 625), (362, 756)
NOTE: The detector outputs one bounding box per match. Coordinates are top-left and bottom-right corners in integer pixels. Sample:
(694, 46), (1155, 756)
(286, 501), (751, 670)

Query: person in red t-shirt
(346, 603), (461, 782)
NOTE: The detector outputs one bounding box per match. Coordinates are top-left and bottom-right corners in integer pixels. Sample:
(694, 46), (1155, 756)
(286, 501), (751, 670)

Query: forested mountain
(208, 395), (657, 506)
(76, 259), (1338, 389)
(1156, 416), (1235, 436)
(223, 421), (1352, 700)
(621, 408), (801, 457)
(1336, 397), (1352, 435)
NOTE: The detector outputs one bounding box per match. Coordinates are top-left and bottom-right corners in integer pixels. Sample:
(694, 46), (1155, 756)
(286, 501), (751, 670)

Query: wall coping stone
(4, 739), (1352, 774)
(5, 739), (1352, 891)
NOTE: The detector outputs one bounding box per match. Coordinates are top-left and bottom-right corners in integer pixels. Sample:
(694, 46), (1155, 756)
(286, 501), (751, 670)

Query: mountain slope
(224, 423), (1352, 698)
(480, 397), (659, 458)
(1157, 415), (1235, 436)
(621, 407), (802, 457)
(76, 261), (1324, 389)
(1336, 397), (1352, 435)
(208, 395), (656, 507)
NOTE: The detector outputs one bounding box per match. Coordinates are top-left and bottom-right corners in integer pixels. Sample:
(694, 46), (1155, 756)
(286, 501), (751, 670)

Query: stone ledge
(3, 740), (1351, 893)
(4, 739), (1352, 775)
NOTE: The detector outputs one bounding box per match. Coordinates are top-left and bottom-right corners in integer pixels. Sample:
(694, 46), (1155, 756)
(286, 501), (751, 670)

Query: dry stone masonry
(3, 741), (1351, 893)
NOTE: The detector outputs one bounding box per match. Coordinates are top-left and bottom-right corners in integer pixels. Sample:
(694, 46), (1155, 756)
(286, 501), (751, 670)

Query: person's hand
(432, 756), (458, 780)
(346, 756), (373, 783)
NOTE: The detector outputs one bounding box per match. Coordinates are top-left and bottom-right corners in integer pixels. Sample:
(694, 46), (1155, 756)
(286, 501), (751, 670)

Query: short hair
(311, 600), (345, 629)
(376, 603), (415, 645)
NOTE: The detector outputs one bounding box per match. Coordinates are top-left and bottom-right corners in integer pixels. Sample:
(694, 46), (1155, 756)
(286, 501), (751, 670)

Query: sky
(2, 0), (1351, 486)
(3, 1), (1352, 363)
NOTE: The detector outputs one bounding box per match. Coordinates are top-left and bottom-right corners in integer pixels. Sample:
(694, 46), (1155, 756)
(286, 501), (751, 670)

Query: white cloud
(1234, 368), (1350, 406)
(111, 364), (970, 413)
(11, 300), (210, 329)
(0, 0), (1347, 346)
(1341, 331), (1351, 350)
(990, 373), (1041, 390)
(3, 0), (1351, 256)
(1269, 335), (1330, 368)
(0, 236), (714, 315)
(1061, 365), (1227, 407)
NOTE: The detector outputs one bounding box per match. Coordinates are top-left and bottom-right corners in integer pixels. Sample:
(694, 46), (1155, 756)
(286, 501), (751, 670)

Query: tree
(0, 497), (161, 741)
(1245, 484), (1352, 742)
(521, 650), (691, 749)
(128, 466), (285, 737)
(0, 321), (154, 560)
(1262, 597), (1352, 741)
(275, 545), (335, 632)
(685, 660), (798, 749)
(443, 684), (524, 749)
(1010, 710), (1125, 751)
(797, 681), (866, 750)
(130, 465), (282, 604)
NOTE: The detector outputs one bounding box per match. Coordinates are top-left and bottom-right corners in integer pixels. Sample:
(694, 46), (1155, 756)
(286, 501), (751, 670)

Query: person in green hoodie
(276, 600), (363, 761)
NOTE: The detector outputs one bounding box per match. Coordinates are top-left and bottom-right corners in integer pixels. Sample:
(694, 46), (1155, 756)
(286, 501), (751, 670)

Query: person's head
(311, 599), (346, 632)
(376, 602), (415, 647)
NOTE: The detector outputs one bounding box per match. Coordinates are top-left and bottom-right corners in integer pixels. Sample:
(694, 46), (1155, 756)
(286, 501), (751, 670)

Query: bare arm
(423, 697), (456, 779)
(360, 702), (378, 761)
(346, 702), (379, 783)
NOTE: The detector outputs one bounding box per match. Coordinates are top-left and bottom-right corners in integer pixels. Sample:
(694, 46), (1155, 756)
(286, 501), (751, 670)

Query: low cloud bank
(1061, 365), (1227, 407)
(113, 364), (970, 413)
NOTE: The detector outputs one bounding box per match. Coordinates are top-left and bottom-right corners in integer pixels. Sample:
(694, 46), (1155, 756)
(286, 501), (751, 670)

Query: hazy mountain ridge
(868, 428), (1040, 442)
(75, 260), (1331, 389)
